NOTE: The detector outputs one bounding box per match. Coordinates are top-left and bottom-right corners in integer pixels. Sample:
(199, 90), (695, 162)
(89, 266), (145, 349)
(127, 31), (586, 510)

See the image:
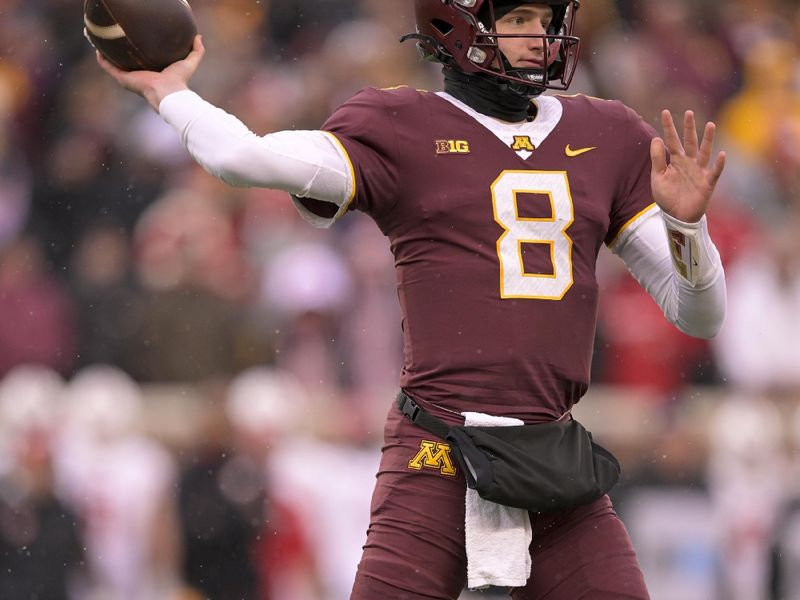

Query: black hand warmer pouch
(445, 419), (621, 513)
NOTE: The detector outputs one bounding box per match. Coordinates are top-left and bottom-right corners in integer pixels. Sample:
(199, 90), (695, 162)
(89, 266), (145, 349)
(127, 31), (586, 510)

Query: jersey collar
(436, 91), (563, 160)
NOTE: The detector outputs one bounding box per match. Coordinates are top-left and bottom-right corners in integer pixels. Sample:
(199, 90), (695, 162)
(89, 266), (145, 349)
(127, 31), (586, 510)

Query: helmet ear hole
(431, 18), (454, 36)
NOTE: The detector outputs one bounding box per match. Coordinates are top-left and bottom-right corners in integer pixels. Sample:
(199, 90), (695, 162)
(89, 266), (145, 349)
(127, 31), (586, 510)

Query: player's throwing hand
(96, 34), (205, 111)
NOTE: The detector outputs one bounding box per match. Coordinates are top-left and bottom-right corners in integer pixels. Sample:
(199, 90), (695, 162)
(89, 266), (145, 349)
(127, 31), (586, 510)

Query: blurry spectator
(768, 402), (800, 599)
(769, 497), (800, 600)
(260, 240), (354, 391)
(128, 179), (255, 381)
(717, 0), (795, 64)
(703, 201), (761, 271)
(317, 12), (422, 109)
(707, 394), (789, 600)
(0, 82), (32, 250)
(595, 257), (715, 398)
(265, 384), (380, 600)
(591, 0), (737, 121)
(571, 0), (621, 55)
(270, 430), (379, 600)
(238, 185), (311, 267)
(226, 63), (314, 135)
(720, 38), (800, 158)
(0, 44), (32, 131)
(54, 364), (181, 600)
(610, 419), (715, 599)
(177, 393), (265, 600)
(265, 0), (359, 57)
(620, 488), (715, 600)
(69, 219), (146, 373)
(0, 234), (77, 377)
(339, 216), (402, 397)
(713, 221), (800, 393)
(0, 0), (65, 162)
(27, 54), (158, 269)
(716, 36), (800, 217)
(30, 128), (127, 268)
(0, 364), (83, 600)
(178, 367), (321, 600)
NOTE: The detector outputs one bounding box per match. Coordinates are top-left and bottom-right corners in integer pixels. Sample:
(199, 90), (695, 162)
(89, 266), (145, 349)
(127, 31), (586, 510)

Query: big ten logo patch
(435, 139), (470, 155)
(408, 440), (457, 476)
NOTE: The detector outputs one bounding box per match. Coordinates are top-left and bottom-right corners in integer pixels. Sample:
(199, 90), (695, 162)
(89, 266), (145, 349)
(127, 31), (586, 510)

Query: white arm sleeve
(159, 90), (354, 226)
(610, 209), (726, 339)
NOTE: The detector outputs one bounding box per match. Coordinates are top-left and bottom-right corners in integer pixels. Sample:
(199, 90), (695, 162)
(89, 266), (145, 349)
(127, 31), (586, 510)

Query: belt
(395, 390), (450, 439)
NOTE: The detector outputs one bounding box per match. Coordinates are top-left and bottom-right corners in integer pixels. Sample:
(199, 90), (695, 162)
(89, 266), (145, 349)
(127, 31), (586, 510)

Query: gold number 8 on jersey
(491, 171), (575, 300)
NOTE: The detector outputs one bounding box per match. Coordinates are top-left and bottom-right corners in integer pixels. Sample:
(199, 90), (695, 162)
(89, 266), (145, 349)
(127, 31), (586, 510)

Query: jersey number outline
(491, 170), (575, 300)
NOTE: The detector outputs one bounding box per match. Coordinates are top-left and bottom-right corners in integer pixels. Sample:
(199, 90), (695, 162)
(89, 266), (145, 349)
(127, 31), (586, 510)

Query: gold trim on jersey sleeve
(607, 202), (659, 248)
(321, 131), (357, 217)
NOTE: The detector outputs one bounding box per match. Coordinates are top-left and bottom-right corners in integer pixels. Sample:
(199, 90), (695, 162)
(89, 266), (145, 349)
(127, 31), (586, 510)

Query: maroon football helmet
(403, 0), (581, 92)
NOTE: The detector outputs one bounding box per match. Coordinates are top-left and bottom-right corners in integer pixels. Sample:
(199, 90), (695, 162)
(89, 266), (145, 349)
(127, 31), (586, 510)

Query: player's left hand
(650, 110), (726, 223)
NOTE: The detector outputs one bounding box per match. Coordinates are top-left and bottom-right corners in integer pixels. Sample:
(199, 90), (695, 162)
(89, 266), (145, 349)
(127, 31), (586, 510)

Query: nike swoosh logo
(565, 144), (597, 157)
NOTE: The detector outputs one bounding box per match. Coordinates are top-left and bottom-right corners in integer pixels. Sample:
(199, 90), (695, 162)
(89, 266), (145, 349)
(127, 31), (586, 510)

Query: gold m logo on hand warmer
(408, 440), (457, 476)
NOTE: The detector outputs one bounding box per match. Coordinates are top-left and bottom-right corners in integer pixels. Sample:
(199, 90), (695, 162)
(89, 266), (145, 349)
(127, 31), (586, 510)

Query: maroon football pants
(350, 404), (650, 599)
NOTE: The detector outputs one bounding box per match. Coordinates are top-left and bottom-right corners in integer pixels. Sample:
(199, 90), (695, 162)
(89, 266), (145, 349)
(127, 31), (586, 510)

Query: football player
(96, 1), (727, 598)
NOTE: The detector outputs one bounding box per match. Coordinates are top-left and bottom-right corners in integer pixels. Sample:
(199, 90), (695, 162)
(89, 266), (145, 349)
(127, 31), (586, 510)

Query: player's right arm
(96, 34), (353, 221)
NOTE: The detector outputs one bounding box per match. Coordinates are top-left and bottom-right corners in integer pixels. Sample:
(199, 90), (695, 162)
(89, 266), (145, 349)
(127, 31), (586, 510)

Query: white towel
(462, 411), (533, 590)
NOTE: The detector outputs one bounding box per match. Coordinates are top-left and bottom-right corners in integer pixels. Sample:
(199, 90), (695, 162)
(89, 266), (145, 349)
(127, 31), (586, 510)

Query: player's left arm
(609, 109), (727, 339)
(611, 208), (726, 339)
(649, 109), (727, 292)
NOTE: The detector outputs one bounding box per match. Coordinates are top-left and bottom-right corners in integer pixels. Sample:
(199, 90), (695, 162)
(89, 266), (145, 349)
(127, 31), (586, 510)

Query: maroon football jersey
(319, 87), (657, 421)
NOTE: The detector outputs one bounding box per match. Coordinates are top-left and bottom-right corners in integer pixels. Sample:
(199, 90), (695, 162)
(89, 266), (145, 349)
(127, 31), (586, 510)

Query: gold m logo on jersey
(408, 440), (457, 476)
(511, 136), (535, 152)
(435, 139), (470, 155)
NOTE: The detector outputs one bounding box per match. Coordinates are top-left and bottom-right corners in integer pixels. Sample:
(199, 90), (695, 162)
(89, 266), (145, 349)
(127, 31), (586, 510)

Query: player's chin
(515, 59), (545, 69)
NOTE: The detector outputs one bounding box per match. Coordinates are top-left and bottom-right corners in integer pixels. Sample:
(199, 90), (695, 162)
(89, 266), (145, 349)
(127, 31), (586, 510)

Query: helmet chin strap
(498, 54), (547, 99)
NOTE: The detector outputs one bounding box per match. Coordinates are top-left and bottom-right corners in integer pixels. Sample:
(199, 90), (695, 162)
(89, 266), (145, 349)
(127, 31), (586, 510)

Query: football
(83, 0), (197, 72)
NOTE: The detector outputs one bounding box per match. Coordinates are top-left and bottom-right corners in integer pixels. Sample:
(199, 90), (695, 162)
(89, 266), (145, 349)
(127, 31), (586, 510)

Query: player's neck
(442, 67), (537, 123)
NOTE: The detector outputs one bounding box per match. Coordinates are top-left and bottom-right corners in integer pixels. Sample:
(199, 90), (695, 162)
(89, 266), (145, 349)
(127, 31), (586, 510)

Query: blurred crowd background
(2, 0), (800, 598)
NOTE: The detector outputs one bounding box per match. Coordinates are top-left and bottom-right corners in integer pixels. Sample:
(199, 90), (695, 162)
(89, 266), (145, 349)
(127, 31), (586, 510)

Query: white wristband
(661, 212), (721, 288)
